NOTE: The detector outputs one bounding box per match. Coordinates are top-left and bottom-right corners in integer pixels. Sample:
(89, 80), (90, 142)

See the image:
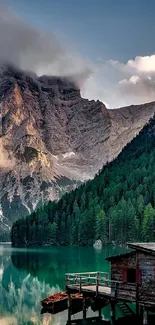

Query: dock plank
(67, 284), (111, 296)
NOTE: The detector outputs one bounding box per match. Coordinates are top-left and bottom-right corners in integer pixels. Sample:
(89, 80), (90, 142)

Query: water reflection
(0, 245), (127, 325)
(11, 246), (113, 288)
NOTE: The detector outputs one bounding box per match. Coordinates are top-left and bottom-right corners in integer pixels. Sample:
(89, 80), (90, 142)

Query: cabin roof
(128, 243), (155, 254)
(106, 251), (134, 261)
(106, 243), (155, 262)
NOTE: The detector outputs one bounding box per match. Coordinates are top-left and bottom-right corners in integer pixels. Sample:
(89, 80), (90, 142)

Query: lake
(0, 244), (128, 325)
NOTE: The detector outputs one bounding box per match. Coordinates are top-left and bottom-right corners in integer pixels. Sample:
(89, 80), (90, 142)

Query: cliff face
(0, 66), (155, 229)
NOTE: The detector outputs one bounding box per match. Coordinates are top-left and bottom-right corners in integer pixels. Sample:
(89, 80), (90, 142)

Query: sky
(2, 0), (155, 108)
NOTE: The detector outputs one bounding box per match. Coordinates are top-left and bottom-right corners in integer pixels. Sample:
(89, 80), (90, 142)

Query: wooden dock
(70, 285), (111, 296)
(65, 271), (155, 324)
(66, 272), (129, 299)
(40, 271), (155, 324)
(41, 243), (155, 324)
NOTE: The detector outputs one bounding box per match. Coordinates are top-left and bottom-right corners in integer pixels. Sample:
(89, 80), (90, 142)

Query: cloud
(109, 55), (155, 75)
(118, 75), (155, 103)
(81, 74), (110, 108)
(82, 56), (155, 108)
(0, 4), (155, 108)
(0, 5), (91, 83)
(105, 55), (155, 106)
(127, 55), (155, 73)
(119, 75), (141, 85)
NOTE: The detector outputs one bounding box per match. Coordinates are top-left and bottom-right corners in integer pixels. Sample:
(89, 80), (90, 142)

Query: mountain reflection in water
(0, 244), (128, 325)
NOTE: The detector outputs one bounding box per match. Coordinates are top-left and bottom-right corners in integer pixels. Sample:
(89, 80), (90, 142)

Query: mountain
(11, 116), (155, 247)
(1, 65), (155, 230)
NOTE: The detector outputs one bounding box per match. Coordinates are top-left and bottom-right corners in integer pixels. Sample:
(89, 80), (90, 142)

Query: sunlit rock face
(0, 65), (155, 228)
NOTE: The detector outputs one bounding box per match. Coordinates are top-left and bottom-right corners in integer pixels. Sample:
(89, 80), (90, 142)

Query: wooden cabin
(107, 243), (155, 307)
(65, 243), (155, 324)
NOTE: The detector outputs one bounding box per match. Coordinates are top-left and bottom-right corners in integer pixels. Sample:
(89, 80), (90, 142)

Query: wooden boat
(41, 291), (68, 308)
(41, 291), (90, 315)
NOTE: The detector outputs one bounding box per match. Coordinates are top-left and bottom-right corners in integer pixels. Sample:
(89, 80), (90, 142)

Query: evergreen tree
(95, 209), (107, 243)
(142, 204), (155, 241)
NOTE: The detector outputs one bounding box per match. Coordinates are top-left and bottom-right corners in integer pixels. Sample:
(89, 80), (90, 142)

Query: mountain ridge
(0, 65), (155, 229)
(11, 115), (155, 246)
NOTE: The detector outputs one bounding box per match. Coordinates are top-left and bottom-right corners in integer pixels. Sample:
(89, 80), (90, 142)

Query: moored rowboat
(41, 291), (68, 307)
(41, 291), (90, 315)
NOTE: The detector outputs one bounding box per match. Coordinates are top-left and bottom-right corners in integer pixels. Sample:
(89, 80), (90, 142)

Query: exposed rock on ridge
(0, 65), (155, 228)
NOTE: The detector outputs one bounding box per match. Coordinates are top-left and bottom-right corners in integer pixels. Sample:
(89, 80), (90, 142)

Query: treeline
(11, 117), (155, 247)
(0, 231), (10, 242)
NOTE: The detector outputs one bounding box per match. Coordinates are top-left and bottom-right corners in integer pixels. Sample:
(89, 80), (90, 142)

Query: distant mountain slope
(11, 116), (155, 247)
(0, 65), (155, 230)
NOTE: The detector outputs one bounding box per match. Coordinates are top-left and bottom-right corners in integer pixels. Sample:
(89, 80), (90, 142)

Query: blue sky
(5, 0), (155, 62)
(3, 0), (155, 107)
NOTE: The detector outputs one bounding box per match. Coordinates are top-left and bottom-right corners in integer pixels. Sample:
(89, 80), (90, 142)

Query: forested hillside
(0, 232), (10, 242)
(11, 117), (155, 247)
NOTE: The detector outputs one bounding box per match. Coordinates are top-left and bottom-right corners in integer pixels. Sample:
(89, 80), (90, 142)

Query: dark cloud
(1, 4), (155, 108)
(0, 5), (91, 80)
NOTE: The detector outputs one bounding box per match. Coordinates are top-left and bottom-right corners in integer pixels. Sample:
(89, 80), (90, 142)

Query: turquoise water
(0, 244), (128, 325)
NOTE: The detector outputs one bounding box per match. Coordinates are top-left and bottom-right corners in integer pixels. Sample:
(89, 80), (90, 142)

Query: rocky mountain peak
(0, 65), (155, 229)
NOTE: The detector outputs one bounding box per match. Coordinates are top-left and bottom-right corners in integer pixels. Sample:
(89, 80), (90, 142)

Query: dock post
(111, 301), (116, 325)
(67, 293), (71, 324)
(99, 308), (102, 319)
(83, 296), (87, 320)
(96, 272), (99, 296)
(136, 283), (139, 316)
(143, 306), (148, 325)
(136, 302), (139, 316)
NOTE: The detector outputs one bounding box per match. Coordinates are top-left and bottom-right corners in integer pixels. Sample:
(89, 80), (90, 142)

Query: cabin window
(127, 268), (136, 283)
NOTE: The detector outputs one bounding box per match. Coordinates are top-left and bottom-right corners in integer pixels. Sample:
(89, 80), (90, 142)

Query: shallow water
(0, 244), (128, 325)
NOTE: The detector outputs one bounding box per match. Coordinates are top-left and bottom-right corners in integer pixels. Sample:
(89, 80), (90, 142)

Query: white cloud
(82, 55), (155, 108)
(127, 55), (155, 73)
(119, 75), (141, 85)
(118, 75), (155, 103)
(103, 55), (155, 107)
(81, 75), (110, 108)
(109, 55), (155, 75)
